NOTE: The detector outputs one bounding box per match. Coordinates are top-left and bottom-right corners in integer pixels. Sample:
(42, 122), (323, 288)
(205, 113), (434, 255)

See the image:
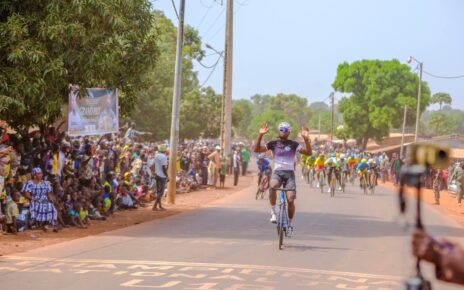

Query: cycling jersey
(356, 163), (370, 171)
(265, 139), (301, 171)
(339, 159), (348, 171)
(325, 158), (340, 168)
(306, 158), (315, 167)
(315, 157), (325, 167)
(347, 157), (358, 166)
(257, 158), (271, 174)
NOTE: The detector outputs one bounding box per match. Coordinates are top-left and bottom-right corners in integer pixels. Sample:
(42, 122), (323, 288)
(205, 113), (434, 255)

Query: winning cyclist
(254, 122), (312, 235)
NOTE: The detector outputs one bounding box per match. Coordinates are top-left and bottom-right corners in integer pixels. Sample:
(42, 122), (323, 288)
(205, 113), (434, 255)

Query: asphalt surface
(1, 169), (463, 290)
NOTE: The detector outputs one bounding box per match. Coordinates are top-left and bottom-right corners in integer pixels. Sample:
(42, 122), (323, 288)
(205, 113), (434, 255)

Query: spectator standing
(450, 162), (464, 206)
(22, 167), (58, 232)
(241, 143), (250, 176)
(233, 148), (242, 186)
(153, 146), (168, 211)
(208, 146), (222, 188)
(432, 169), (443, 205)
(219, 153), (228, 188)
(199, 146), (209, 186)
(391, 153), (402, 185)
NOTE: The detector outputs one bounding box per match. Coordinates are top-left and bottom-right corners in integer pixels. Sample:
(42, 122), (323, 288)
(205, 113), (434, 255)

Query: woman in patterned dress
(22, 167), (58, 232)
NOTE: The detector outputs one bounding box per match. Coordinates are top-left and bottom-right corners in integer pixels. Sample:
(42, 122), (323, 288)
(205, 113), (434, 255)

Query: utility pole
(318, 112), (321, 140)
(330, 92), (335, 143)
(222, 0), (233, 157)
(414, 62), (423, 142)
(400, 105), (408, 158)
(166, 0), (185, 204)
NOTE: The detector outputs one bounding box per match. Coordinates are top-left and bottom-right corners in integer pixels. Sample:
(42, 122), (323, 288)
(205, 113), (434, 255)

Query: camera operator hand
(412, 229), (464, 286)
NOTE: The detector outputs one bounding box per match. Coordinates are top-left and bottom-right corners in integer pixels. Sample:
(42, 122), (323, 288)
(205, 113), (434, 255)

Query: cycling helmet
(361, 158), (367, 163)
(278, 122), (292, 132)
(340, 154), (346, 159)
(327, 158), (334, 164)
(368, 158), (374, 164)
(258, 153), (265, 160)
(351, 154), (355, 158)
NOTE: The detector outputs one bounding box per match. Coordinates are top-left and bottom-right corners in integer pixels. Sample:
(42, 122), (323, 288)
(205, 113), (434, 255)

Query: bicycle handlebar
(273, 188), (296, 192)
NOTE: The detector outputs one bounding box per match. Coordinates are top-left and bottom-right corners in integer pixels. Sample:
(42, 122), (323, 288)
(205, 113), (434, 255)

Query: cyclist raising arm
(254, 122), (312, 236)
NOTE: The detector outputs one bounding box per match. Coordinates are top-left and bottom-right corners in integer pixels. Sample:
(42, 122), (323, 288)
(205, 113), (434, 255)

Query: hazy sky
(151, 0), (464, 110)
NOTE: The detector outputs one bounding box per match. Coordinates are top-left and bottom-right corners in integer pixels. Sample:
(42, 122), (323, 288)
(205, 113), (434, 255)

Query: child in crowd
(2, 192), (20, 234)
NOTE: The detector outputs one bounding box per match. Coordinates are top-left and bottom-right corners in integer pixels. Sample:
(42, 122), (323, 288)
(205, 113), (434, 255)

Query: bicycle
(256, 173), (268, 200)
(340, 170), (347, 193)
(275, 187), (294, 250)
(307, 166), (315, 187)
(368, 171), (377, 195)
(317, 170), (325, 193)
(359, 171), (369, 195)
(328, 170), (336, 198)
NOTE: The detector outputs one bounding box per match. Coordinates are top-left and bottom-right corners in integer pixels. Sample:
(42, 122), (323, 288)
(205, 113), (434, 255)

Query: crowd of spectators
(0, 119), (251, 235)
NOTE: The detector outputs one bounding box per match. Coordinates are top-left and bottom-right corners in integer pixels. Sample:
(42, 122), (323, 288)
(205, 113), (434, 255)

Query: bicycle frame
(275, 187), (294, 250)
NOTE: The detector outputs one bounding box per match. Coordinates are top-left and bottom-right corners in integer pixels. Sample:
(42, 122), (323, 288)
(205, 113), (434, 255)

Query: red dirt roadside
(380, 181), (464, 227)
(0, 174), (254, 256)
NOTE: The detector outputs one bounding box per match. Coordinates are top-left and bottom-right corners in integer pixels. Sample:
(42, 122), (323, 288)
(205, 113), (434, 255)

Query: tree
(269, 93), (313, 127)
(332, 59), (431, 148)
(309, 111), (331, 133)
(232, 99), (253, 137)
(309, 101), (329, 112)
(431, 92), (452, 110)
(428, 112), (453, 136)
(132, 12), (207, 140)
(247, 110), (298, 141)
(0, 0), (159, 131)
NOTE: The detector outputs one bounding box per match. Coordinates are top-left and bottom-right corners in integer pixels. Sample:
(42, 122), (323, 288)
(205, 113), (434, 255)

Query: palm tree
(431, 93), (452, 110)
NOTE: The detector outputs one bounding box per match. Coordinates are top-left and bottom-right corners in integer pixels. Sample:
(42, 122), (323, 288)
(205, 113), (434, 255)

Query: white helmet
(368, 158), (374, 164)
(278, 122), (292, 132)
(340, 154), (346, 159)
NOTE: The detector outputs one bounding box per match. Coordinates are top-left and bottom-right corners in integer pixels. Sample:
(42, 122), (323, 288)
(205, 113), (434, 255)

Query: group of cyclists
(302, 151), (379, 194)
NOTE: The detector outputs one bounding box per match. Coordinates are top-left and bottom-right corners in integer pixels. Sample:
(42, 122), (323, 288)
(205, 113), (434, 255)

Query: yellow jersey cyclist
(300, 153), (309, 178)
(314, 154), (326, 187)
(325, 155), (340, 193)
(347, 154), (358, 175)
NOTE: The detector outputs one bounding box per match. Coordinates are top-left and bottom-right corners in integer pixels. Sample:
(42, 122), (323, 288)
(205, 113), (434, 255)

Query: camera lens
(438, 150), (447, 160)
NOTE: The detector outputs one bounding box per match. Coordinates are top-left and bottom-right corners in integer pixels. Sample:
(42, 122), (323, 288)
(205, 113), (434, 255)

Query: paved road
(1, 170), (463, 290)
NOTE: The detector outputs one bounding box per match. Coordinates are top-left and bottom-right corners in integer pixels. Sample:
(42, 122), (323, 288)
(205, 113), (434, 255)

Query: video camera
(406, 143), (450, 170)
(399, 143), (451, 290)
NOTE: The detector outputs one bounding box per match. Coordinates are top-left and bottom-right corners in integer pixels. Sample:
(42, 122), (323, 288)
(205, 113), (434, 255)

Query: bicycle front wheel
(278, 203), (285, 250)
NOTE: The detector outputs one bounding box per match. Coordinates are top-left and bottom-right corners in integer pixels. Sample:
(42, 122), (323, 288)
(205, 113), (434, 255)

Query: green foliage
(268, 93), (313, 127)
(0, 0), (159, 131)
(332, 59), (431, 148)
(427, 112), (453, 136)
(309, 111), (331, 133)
(431, 92), (452, 110)
(247, 110), (298, 141)
(132, 12), (224, 141)
(232, 99), (253, 137)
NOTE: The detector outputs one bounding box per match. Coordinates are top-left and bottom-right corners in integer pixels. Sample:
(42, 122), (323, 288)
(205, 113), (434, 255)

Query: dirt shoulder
(0, 174), (254, 256)
(380, 181), (464, 227)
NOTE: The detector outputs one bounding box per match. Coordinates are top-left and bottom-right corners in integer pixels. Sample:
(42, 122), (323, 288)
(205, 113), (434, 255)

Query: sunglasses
(279, 128), (289, 133)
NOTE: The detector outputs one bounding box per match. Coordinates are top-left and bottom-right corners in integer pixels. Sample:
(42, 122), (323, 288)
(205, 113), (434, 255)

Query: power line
(202, 5), (226, 38)
(200, 54), (223, 87)
(170, 0), (180, 21)
(196, 55), (223, 69)
(423, 70), (464, 79)
(206, 1), (246, 43)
